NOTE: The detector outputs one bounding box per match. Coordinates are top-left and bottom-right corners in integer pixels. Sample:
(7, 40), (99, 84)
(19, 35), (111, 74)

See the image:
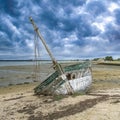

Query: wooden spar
(29, 17), (56, 65)
(29, 17), (74, 94)
(29, 17), (64, 74)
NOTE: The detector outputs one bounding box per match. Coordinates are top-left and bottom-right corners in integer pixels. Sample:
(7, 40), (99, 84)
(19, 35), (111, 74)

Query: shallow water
(0, 68), (49, 87)
(0, 61), (52, 66)
(0, 61), (52, 87)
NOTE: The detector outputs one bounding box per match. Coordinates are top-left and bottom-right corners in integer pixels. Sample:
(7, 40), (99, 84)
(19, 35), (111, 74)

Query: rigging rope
(33, 32), (41, 82)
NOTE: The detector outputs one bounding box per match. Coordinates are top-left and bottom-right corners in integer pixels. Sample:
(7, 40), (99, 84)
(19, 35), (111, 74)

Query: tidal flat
(0, 62), (120, 120)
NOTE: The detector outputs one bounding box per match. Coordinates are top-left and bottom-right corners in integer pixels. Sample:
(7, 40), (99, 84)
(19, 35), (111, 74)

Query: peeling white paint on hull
(55, 76), (92, 95)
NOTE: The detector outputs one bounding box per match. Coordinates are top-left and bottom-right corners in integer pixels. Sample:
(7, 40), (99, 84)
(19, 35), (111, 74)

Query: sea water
(0, 60), (52, 66)
(0, 61), (52, 87)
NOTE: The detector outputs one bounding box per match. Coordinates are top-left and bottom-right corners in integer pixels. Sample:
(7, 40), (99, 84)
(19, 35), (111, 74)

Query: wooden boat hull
(55, 75), (92, 94)
(34, 61), (92, 95)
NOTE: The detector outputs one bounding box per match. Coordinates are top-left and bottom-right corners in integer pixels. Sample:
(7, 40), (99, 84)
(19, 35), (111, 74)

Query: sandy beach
(0, 62), (120, 120)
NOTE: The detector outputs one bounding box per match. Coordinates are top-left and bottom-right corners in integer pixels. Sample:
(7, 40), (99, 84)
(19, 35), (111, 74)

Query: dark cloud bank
(0, 0), (120, 60)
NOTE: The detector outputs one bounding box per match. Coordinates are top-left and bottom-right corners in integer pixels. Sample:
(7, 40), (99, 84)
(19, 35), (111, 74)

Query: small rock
(43, 99), (53, 103)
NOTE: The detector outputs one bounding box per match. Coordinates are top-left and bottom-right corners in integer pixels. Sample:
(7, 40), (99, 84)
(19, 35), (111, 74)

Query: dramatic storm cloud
(0, 0), (120, 60)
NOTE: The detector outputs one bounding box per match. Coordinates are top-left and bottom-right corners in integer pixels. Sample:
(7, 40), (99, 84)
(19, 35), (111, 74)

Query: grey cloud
(0, 0), (120, 60)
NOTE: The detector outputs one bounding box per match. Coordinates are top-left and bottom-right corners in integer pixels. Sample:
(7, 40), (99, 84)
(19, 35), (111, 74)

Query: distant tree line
(117, 58), (120, 61)
(93, 56), (120, 61)
(105, 56), (113, 61)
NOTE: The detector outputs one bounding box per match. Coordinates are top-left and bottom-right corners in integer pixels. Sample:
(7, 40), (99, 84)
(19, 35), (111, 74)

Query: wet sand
(0, 62), (120, 120)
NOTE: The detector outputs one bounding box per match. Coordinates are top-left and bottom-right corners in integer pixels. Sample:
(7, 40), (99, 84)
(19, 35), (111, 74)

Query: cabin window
(66, 73), (71, 80)
(71, 73), (76, 79)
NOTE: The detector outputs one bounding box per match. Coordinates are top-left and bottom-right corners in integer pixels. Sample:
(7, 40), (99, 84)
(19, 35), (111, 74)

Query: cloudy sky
(0, 0), (120, 60)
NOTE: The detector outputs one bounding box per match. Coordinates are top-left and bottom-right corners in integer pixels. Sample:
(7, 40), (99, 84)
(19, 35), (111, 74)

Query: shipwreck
(29, 17), (92, 95)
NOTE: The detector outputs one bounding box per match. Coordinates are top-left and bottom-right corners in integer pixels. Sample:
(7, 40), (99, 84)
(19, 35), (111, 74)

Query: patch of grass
(0, 77), (4, 79)
(8, 83), (13, 86)
(71, 91), (87, 97)
(26, 76), (31, 79)
(52, 91), (88, 100)
(98, 61), (120, 66)
(16, 83), (23, 85)
(24, 82), (30, 84)
(52, 95), (66, 101)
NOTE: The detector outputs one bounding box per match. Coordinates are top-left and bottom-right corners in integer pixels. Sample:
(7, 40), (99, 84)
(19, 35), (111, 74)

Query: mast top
(29, 17), (57, 65)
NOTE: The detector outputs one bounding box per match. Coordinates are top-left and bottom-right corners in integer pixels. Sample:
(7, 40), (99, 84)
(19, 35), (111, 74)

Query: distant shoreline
(0, 59), (82, 62)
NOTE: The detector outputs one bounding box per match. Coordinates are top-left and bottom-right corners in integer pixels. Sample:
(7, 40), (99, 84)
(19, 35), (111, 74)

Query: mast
(29, 17), (74, 94)
(29, 17), (56, 65)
